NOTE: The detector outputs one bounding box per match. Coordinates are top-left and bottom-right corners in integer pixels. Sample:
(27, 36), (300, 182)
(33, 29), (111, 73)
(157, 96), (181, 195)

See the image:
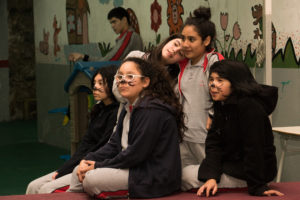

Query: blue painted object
(48, 107), (68, 115)
(64, 61), (121, 92)
(60, 154), (71, 161)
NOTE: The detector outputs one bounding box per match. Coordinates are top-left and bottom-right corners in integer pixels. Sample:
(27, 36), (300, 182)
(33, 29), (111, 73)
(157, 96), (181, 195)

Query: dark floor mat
(0, 120), (69, 195)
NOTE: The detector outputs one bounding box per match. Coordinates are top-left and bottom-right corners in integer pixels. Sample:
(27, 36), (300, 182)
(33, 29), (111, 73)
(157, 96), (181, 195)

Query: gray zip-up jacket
(177, 50), (224, 143)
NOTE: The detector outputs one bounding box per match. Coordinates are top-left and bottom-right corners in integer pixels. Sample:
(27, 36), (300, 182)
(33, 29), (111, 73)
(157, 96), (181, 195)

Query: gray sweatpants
(181, 164), (247, 191)
(180, 140), (206, 168)
(67, 165), (129, 196)
(26, 172), (71, 194)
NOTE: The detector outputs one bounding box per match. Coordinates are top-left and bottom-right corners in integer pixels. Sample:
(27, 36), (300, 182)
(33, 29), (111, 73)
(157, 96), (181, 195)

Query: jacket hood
(135, 96), (177, 116)
(254, 84), (278, 115)
(222, 84), (278, 115)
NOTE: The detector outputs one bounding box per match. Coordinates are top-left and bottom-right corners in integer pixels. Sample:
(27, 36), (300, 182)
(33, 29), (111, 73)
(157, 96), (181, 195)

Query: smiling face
(116, 61), (150, 104)
(209, 72), (232, 102)
(161, 38), (185, 64)
(181, 25), (211, 65)
(93, 73), (111, 105)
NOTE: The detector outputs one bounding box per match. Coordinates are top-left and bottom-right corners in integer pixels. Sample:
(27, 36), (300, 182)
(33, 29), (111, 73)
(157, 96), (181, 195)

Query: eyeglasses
(115, 74), (144, 82)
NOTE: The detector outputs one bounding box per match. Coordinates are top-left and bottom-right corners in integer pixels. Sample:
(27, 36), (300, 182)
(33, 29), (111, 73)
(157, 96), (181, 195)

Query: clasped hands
(77, 159), (95, 182)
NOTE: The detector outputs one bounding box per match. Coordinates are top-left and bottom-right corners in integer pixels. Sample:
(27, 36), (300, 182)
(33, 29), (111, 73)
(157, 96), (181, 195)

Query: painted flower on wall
(99, 0), (109, 4)
(215, 11), (242, 58)
(233, 22), (241, 40)
(98, 0), (123, 7)
(220, 12), (228, 31)
(167, 0), (184, 35)
(113, 0), (123, 7)
(150, 0), (161, 33)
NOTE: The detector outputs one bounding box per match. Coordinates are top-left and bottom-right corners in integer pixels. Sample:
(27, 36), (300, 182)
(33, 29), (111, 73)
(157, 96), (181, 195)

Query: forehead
(94, 73), (103, 80)
(119, 61), (140, 74)
(109, 17), (121, 23)
(181, 25), (200, 37)
(210, 72), (220, 77)
(168, 38), (182, 44)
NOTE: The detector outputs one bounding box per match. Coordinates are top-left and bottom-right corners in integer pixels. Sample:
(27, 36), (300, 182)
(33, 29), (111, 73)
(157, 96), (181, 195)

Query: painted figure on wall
(39, 29), (49, 55)
(53, 15), (61, 56)
(66, 0), (90, 44)
(167, 0), (184, 35)
(251, 4), (277, 57)
(252, 4), (263, 40)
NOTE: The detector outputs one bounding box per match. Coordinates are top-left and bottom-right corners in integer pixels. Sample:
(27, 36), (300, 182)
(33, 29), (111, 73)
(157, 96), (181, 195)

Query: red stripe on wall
(0, 60), (9, 68)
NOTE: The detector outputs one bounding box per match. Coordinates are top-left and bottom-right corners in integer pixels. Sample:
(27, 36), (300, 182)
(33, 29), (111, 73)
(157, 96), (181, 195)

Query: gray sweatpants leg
(67, 166), (129, 196)
(26, 171), (71, 194)
(180, 141), (206, 168)
(181, 164), (247, 191)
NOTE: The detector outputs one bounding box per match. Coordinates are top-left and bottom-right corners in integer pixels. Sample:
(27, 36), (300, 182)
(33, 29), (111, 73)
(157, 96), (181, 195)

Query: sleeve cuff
(83, 54), (89, 61)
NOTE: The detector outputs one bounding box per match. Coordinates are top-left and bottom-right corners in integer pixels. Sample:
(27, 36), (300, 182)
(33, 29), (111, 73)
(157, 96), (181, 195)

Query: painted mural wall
(33, 0), (300, 71)
(34, 0), (265, 66)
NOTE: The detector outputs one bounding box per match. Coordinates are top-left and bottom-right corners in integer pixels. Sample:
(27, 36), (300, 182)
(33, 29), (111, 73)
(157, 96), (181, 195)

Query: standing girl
(178, 6), (224, 190)
(67, 57), (185, 198)
(26, 65), (119, 194)
(197, 60), (283, 197)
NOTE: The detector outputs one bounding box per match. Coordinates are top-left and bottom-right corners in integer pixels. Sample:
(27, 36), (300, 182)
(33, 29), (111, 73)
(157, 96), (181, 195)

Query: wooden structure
(65, 61), (121, 154)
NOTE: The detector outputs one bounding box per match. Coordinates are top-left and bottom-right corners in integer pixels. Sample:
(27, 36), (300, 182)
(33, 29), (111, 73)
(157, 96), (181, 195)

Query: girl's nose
(182, 40), (188, 48)
(174, 46), (181, 52)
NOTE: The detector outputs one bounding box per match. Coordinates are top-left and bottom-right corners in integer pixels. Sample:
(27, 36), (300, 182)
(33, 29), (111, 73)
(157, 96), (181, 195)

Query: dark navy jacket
(85, 97), (181, 198)
(198, 85), (278, 196)
(56, 102), (119, 178)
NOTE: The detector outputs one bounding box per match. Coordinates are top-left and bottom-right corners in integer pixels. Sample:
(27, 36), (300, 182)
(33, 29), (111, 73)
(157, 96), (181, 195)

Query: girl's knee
(26, 180), (40, 194)
(82, 174), (99, 196)
(38, 183), (55, 194)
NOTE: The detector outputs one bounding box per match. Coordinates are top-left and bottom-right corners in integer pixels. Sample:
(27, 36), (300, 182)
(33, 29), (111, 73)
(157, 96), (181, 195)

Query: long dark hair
(90, 65), (118, 120)
(147, 33), (182, 84)
(147, 33), (182, 64)
(121, 57), (186, 141)
(183, 6), (216, 52)
(209, 60), (262, 97)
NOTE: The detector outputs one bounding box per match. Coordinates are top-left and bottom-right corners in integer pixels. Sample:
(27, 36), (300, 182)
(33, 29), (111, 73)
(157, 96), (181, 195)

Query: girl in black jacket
(26, 65), (119, 194)
(67, 57), (185, 198)
(196, 60), (283, 197)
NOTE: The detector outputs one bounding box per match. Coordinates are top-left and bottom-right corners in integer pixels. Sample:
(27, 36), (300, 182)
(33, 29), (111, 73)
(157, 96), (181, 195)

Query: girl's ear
(142, 77), (150, 88)
(204, 36), (211, 47)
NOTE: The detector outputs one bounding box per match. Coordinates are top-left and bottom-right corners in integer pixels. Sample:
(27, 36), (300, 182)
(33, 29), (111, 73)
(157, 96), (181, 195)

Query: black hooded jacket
(84, 96), (181, 198)
(56, 102), (119, 178)
(198, 85), (278, 196)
